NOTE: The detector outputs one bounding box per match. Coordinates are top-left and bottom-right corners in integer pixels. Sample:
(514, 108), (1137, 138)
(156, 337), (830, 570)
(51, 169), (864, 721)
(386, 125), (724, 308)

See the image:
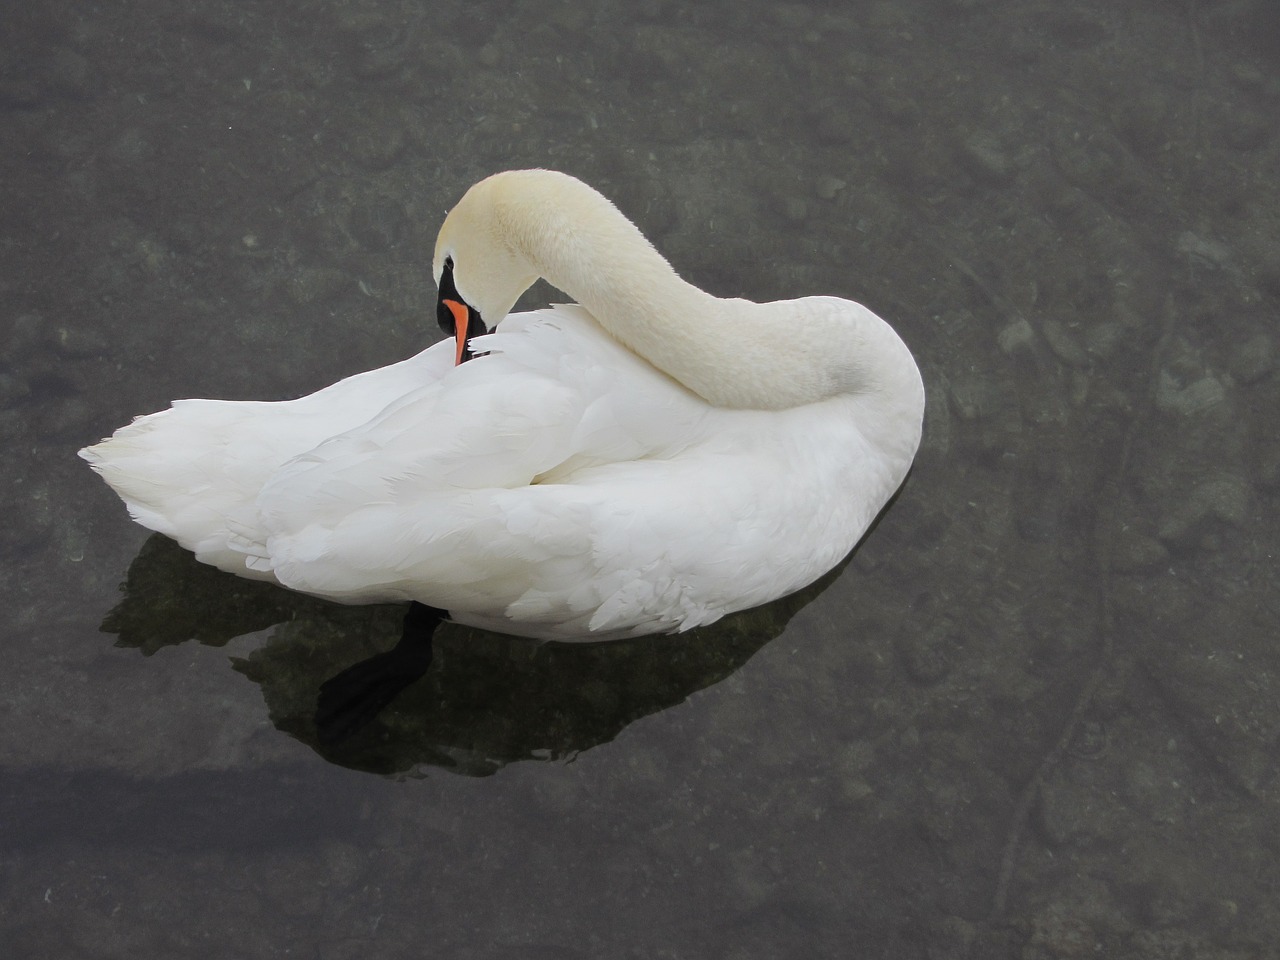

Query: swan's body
(82, 170), (924, 641)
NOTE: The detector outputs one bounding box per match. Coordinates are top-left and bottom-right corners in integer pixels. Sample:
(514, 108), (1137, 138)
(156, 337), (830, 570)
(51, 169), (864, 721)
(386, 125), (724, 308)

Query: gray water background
(3, 0), (1279, 957)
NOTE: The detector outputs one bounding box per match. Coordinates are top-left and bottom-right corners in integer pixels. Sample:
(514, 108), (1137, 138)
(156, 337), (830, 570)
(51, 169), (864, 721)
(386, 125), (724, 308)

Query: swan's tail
(80, 343), (450, 580)
(79, 399), (298, 580)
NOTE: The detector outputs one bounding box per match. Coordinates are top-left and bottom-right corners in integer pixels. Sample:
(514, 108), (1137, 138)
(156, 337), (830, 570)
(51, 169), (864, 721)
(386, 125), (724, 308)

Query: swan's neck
(464, 170), (921, 414)
(498, 184), (741, 401)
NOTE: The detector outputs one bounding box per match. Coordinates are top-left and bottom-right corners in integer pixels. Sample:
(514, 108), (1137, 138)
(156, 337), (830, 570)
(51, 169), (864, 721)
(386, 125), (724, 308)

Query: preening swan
(81, 170), (924, 642)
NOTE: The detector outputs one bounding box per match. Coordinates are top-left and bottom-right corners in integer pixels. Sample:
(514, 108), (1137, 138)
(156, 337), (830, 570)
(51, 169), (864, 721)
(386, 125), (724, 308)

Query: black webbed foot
(315, 602), (443, 745)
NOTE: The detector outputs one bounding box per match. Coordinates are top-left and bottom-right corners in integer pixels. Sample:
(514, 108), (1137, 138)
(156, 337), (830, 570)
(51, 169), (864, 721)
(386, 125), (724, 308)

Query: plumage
(81, 170), (925, 641)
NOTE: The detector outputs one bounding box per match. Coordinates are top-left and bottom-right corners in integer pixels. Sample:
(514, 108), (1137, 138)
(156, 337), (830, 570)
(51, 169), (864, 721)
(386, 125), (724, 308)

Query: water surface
(3, 1), (1278, 957)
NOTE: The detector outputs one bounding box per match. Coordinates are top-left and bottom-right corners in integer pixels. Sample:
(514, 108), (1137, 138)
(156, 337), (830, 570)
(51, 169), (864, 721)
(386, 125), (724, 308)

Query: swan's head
(432, 172), (545, 363)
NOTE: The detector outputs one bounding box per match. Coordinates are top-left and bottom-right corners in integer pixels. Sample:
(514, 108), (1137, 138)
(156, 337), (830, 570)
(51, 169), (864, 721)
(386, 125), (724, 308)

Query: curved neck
(462, 171), (919, 414)
(497, 183), (731, 400)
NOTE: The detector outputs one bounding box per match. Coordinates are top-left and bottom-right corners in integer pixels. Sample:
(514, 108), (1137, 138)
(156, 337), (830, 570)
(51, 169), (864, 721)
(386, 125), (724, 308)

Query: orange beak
(443, 298), (470, 366)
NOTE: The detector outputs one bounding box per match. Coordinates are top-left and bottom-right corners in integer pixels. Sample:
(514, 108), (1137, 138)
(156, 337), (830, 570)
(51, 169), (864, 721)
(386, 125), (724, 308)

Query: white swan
(81, 170), (924, 641)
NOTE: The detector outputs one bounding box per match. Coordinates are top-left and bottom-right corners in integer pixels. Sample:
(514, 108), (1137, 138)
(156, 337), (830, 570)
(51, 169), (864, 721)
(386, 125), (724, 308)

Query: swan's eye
(434, 254), (454, 287)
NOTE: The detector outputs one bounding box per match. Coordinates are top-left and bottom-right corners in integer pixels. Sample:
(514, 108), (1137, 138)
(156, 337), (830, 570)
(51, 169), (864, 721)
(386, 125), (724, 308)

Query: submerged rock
(1157, 472), (1252, 545)
(1155, 372), (1227, 417)
(959, 130), (1015, 183)
(1175, 232), (1232, 270)
(1040, 318), (1089, 368)
(1228, 332), (1274, 384)
(997, 318), (1037, 356)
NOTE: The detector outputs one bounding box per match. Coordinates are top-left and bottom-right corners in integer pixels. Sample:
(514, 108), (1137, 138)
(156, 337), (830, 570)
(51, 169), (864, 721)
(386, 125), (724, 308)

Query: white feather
(81, 171), (924, 641)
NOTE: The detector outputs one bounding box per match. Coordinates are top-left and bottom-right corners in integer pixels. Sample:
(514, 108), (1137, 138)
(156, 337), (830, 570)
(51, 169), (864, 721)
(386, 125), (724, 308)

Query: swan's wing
(252, 390), (887, 645)
(245, 307), (708, 601)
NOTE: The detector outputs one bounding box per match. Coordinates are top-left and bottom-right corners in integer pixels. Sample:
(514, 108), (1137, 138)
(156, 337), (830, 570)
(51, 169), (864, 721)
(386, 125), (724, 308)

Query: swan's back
(84, 301), (917, 640)
(243, 306), (913, 638)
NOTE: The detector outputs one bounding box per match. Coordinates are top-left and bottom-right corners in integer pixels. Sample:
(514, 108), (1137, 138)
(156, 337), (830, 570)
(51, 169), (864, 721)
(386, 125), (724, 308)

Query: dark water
(3, 1), (1279, 957)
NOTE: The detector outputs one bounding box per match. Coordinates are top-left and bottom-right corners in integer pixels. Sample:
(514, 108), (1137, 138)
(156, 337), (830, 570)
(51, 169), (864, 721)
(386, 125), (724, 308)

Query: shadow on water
(100, 534), (853, 778)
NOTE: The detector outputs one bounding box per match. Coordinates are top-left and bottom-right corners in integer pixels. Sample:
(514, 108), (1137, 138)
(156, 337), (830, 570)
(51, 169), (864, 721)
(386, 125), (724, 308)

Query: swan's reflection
(103, 534), (847, 776)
